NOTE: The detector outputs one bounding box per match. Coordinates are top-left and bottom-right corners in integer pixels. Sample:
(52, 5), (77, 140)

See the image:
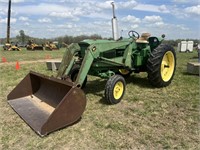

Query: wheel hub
(161, 51), (175, 82)
(113, 81), (124, 100)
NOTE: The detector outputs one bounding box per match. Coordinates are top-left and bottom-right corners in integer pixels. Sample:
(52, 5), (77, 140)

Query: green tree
(19, 30), (25, 44)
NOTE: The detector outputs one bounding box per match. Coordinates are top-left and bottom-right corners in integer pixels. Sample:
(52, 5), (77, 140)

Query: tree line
(0, 30), (199, 47)
(0, 30), (103, 46)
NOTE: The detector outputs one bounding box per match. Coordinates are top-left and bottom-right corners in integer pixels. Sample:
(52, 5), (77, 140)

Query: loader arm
(75, 48), (94, 87)
(74, 39), (133, 86)
(57, 43), (81, 78)
(58, 39), (133, 86)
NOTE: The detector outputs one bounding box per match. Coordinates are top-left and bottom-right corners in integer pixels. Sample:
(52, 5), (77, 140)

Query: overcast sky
(0, 0), (199, 39)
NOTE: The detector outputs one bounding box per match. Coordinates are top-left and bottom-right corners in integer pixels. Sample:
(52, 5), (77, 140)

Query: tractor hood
(80, 39), (116, 45)
(79, 38), (131, 46)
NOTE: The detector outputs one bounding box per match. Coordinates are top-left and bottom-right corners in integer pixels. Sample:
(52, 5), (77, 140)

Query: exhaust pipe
(111, 2), (119, 40)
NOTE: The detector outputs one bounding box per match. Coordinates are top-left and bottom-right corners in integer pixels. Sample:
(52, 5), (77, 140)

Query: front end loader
(7, 2), (176, 136)
(26, 44), (44, 50)
(3, 43), (21, 51)
(26, 40), (44, 50)
(45, 41), (59, 50)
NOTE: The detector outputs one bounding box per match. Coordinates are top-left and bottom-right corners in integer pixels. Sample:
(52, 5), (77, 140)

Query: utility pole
(7, 0), (11, 44)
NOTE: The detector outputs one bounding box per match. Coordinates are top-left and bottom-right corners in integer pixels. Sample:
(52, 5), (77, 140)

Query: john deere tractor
(56, 31), (176, 103)
(7, 2), (176, 136)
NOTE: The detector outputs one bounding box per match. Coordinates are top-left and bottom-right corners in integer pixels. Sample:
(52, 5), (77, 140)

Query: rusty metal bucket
(7, 71), (86, 136)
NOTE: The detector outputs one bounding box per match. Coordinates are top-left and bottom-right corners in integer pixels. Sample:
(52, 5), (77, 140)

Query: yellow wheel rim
(161, 51), (175, 82)
(113, 81), (124, 100)
(119, 69), (130, 75)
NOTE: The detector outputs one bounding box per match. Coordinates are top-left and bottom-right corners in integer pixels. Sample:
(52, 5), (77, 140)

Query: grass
(0, 47), (199, 149)
(0, 47), (65, 62)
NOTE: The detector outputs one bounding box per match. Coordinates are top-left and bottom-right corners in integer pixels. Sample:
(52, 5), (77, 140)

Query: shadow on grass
(182, 71), (199, 76)
(46, 117), (83, 137)
(83, 79), (108, 105)
(126, 74), (153, 89)
(190, 56), (199, 59)
(83, 74), (154, 105)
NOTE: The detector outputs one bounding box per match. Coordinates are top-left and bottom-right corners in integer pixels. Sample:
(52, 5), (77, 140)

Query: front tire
(105, 75), (126, 104)
(70, 65), (87, 88)
(147, 44), (176, 87)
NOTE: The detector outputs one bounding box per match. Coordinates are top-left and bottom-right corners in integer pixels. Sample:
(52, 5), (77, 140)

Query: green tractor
(7, 3), (176, 136)
(56, 31), (176, 104)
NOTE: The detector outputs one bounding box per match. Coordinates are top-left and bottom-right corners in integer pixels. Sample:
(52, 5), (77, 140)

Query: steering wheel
(128, 30), (140, 39)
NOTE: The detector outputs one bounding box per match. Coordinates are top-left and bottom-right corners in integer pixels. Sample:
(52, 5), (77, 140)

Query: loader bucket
(7, 71), (86, 136)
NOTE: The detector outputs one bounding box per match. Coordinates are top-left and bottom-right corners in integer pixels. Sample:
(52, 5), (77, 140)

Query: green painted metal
(57, 43), (80, 78)
(57, 34), (165, 87)
(75, 48), (94, 87)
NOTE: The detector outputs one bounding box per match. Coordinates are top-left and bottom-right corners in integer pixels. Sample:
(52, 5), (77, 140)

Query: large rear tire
(105, 75), (126, 104)
(147, 44), (176, 87)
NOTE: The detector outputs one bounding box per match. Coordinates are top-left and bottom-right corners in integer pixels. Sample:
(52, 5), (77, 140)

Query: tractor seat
(136, 33), (151, 43)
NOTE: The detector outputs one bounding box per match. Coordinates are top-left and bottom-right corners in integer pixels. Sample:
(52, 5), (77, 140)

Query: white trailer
(178, 41), (194, 52)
